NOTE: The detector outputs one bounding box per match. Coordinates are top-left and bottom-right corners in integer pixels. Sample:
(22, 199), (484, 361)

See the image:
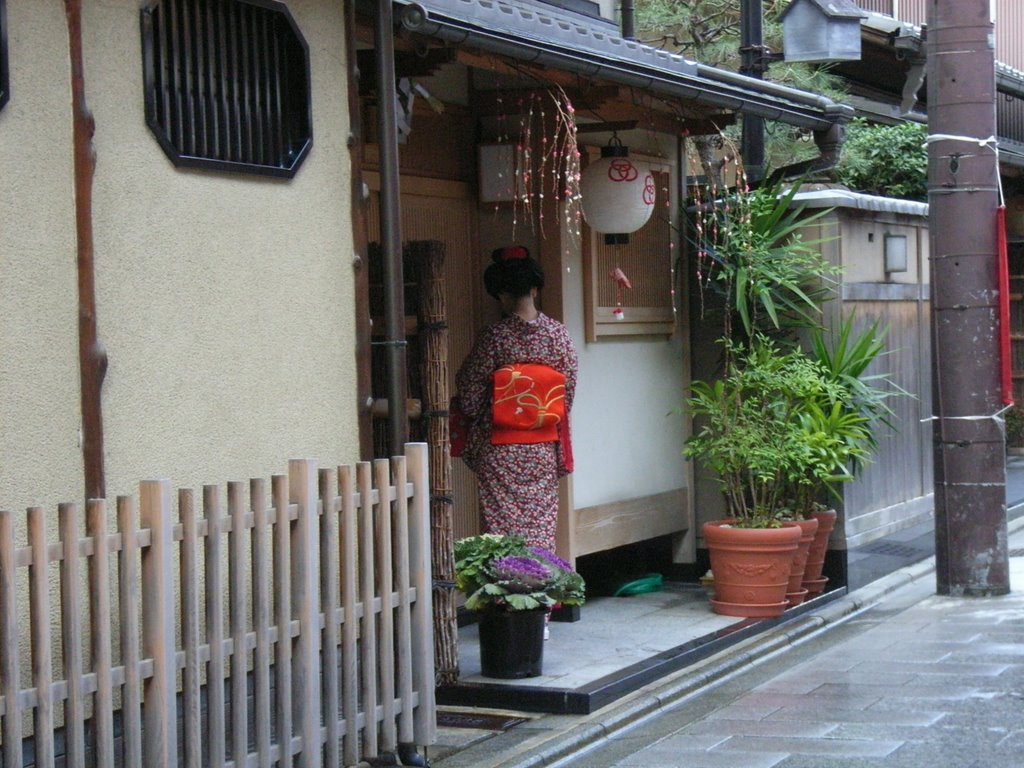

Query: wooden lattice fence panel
(0, 445), (435, 767)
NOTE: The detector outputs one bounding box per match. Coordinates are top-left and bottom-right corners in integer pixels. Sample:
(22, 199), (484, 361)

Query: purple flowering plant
(454, 534), (586, 612)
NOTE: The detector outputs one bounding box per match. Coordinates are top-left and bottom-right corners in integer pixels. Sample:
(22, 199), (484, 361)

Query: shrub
(833, 118), (928, 201)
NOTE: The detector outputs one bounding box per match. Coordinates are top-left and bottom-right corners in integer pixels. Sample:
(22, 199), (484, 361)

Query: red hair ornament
(495, 246), (529, 262)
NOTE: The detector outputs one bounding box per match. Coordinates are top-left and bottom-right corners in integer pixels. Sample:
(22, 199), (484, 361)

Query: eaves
(393, 0), (852, 131)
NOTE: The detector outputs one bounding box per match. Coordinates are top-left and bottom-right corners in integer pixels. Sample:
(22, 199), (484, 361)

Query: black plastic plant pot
(478, 608), (546, 679)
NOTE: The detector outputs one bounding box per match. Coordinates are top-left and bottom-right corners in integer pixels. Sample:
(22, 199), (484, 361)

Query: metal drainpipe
(763, 121), (847, 185)
(67, 0), (107, 500)
(621, 0), (635, 40)
(739, 0), (766, 180)
(375, 0), (409, 453)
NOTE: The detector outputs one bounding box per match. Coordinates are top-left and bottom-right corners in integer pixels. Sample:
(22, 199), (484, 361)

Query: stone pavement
(428, 505), (1024, 768)
(571, 533), (1024, 767)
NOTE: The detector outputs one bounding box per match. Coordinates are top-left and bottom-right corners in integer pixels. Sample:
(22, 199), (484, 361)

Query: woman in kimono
(455, 246), (579, 554)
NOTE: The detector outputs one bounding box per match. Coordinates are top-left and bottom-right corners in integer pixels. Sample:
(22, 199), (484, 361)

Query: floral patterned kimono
(455, 313), (578, 551)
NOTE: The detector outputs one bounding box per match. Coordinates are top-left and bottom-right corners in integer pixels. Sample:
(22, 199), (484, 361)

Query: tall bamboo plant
(694, 178), (838, 348)
(686, 176), (904, 525)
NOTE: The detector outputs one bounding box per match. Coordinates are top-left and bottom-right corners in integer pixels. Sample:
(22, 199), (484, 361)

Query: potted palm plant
(795, 315), (905, 595)
(454, 534), (585, 678)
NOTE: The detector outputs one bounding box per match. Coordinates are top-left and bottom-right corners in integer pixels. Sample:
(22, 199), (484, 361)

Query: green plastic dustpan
(613, 573), (664, 597)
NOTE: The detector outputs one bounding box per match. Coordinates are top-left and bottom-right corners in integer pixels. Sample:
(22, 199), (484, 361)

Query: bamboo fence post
(179, 489), (202, 768)
(87, 500), (115, 768)
(319, 467), (342, 767)
(28, 506), (55, 767)
(272, 474), (293, 768)
(375, 459), (398, 753)
(357, 461), (379, 757)
(117, 496), (142, 767)
(229, 481), (249, 766)
(412, 242), (459, 685)
(406, 443), (436, 746)
(0, 510), (21, 768)
(288, 459), (323, 768)
(204, 484), (227, 767)
(139, 480), (178, 766)
(391, 455), (416, 745)
(252, 478), (273, 764)
(59, 503), (86, 768)
(338, 465), (361, 766)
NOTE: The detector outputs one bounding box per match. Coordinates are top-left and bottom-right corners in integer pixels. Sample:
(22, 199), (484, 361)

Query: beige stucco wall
(1, 0), (358, 516)
(0, 1), (85, 515)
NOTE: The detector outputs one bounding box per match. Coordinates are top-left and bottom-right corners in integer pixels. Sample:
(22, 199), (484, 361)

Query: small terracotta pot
(703, 520), (802, 618)
(802, 508), (838, 595)
(786, 517), (819, 606)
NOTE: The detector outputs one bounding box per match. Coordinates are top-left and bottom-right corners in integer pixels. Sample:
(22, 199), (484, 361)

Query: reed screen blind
(584, 163), (676, 339)
(140, 0), (312, 178)
(0, 0), (8, 112)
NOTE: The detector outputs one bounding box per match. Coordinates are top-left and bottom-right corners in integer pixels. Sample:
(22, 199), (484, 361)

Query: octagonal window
(141, 0), (312, 178)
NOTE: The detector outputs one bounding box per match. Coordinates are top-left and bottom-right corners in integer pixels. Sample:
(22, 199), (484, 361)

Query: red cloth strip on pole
(998, 205), (1014, 405)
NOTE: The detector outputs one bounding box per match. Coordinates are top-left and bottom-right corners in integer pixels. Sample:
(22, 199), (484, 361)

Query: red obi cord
(491, 364), (566, 444)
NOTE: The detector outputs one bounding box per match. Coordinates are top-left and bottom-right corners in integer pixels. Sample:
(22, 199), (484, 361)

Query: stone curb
(440, 511), (1024, 768)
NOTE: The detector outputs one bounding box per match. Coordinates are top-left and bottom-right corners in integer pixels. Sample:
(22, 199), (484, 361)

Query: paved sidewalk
(429, 513), (1024, 768)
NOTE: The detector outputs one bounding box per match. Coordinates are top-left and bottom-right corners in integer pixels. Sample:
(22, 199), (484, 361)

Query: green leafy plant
(694, 180), (838, 342)
(833, 118), (928, 201)
(808, 314), (909, 466)
(685, 336), (872, 527)
(1005, 405), (1024, 448)
(454, 534), (585, 612)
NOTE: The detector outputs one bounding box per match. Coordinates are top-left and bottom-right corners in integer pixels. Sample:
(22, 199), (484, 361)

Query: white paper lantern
(581, 144), (655, 244)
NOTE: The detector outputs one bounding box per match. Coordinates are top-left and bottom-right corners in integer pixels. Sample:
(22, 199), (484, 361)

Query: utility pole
(928, 0), (1010, 596)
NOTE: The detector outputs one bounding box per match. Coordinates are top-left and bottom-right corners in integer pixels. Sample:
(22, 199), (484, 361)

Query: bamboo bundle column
(412, 241), (458, 684)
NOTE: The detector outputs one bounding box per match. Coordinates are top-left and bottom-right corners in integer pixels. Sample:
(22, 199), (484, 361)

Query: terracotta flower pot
(785, 517), (819, 606)
(802, 508), (838, 595)
(703, 520), (802, 618)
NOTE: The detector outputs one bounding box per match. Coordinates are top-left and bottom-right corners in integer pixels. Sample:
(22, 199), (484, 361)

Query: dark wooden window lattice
(141, 0), (312, 178)
(0, 0), (9, 112)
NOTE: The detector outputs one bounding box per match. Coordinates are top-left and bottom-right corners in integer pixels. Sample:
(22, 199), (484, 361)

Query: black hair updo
(483, 246), (545, 299)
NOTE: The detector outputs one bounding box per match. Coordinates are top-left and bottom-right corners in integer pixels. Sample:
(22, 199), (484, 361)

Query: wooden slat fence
(0, 444), (435, 767)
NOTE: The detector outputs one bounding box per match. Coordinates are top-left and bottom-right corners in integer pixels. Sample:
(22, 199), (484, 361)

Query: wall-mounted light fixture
(884, 233), (909, 275)
(478, 144), (520, 204)
(580, 134), (655, 245)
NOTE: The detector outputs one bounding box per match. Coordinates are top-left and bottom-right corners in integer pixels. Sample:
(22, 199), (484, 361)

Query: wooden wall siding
(856, 1), (926, 24)
(996, 2), (1024, 72)
(0, 447), (436, 767)
(364, 106), (476, 183)
(839, 297), (933, 530)
(574, 489), (690, 559)
(366, 176), (482, 543)
(854, 0), (893, 17)
(586, 166), (675, 339)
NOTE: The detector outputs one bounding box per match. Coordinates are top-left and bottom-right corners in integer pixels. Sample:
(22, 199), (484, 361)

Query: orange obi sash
(491, 364), (566, 445)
